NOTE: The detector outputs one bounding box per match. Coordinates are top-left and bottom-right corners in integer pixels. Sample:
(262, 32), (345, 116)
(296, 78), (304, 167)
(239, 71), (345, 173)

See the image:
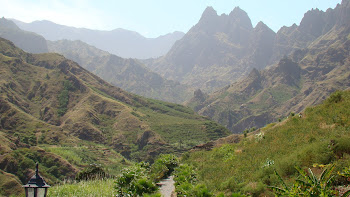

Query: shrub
(115, 164), (157, 196)
(191, 184), (213, 197)
(327, 90), (343, 104)
(150, 154), (179, 182)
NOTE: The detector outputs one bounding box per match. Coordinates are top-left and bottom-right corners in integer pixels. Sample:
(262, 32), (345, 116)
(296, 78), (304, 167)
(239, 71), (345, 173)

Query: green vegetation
(180, 90), (350, 196)
(48, 178), (116, 197)
(0, 147), (76, 184)
(270, 164), (338, 196)
(115, 154), (177, 196)
(0, 37), (230, 196)
(57, 80), (75, 116)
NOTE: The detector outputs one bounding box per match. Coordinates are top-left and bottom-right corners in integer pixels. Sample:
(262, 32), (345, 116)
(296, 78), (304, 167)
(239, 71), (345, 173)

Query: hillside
(0, 17), (48, 53)
(47, 39), (192, 103)
(0, 37), (229, 196)
(187, 0), (350, 133)
(180, 90), (350, 196)
(12, 19), (184, 59)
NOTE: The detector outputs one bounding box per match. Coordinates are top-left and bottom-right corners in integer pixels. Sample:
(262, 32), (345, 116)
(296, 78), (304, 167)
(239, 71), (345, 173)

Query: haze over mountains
(47, 39), (192, 103)
(1, 1), (350, 196)
(12, 19), (185, 59)
(0, 18), (191, 103)
(0, 17), (48, 53)
(187, 0), (350, 133)
(2, 0), (350, 132)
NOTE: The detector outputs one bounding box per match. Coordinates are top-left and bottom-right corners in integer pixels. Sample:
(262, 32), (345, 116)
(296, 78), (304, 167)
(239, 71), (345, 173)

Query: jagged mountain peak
(254, 21), (275, 34)
(200, 6), (218, 21)
(228, 6), (253, 29)
(229, 6), (246, 17)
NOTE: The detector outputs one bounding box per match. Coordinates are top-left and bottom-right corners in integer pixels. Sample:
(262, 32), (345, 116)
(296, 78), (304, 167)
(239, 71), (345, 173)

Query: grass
(181, 90), (350, 196)
(47, 178), (116, 197)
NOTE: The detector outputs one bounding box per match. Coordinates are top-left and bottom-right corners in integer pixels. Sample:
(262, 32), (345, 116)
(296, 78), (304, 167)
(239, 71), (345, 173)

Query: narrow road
(158, 176), (176, 197)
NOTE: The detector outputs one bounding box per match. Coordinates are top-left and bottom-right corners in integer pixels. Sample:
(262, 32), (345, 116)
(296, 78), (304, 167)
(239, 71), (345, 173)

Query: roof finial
(36, 162), (39, 175)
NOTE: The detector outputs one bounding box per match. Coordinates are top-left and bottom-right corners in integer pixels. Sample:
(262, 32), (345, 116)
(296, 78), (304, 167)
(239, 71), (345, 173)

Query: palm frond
(274, 169), (288, 190)
(342, 190), (350, 197)
(296, 166), (313, 184)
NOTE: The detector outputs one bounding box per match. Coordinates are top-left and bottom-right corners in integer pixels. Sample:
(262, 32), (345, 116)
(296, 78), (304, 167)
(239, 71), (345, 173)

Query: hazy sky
(0, 0), (342, 38)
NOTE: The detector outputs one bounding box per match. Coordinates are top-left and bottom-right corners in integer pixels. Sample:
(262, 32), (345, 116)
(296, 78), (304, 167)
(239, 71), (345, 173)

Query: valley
(0, 0), (350, 196)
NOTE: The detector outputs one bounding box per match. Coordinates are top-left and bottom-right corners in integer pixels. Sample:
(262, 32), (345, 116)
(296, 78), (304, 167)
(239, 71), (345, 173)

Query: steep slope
(148, 7), (276, 92)
(181, 90), (350, 196)
(187, 0), (350, 133)
(47, 40), (192, 103)
(12, 19), (184, 59)
(0, 38), (229, 195)
(0, 17), (48, 53)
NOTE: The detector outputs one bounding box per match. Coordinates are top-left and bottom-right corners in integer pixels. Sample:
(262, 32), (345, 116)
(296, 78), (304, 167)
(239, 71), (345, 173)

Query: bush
(150, 154), (179, 182)
(191, 184), (213, 197)
(115, 164), (157, 196)
(327, 90), (343, 104)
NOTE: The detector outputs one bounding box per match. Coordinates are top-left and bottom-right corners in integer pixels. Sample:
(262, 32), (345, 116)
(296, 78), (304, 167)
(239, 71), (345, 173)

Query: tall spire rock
(200, 6), (218, 21)
(228, 7), (253, 30)
(197, 6), (219, 33)
(225, 6), (253, 45)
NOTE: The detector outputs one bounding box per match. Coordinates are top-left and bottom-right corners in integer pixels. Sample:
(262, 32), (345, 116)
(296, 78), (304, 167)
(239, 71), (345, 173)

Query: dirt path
(158, 176), (176, 197)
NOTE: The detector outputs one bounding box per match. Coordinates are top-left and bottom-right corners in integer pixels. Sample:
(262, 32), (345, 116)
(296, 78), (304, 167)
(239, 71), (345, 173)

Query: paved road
(158, 176), (176, 197)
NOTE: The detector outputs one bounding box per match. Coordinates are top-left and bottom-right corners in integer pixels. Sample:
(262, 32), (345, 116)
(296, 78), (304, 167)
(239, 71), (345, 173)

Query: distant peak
(255, 21), (267, 29)
(200, 6), (218, 19)
(0, 17), (19, 30)
(229, 6), (247, 17)
(227, 6), (253, 29)
(254, 21), (275, 33)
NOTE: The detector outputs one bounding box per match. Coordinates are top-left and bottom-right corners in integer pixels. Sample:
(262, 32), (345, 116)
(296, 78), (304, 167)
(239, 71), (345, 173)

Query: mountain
(47, 39), (192, 103)
(146, 6), (276, 92)
(0, 37), (229, 195)
(0, 17), (48, 53)
(146, 2), (348, 93)
(187, 0), (350, 133)
(12, 19), (184, 59)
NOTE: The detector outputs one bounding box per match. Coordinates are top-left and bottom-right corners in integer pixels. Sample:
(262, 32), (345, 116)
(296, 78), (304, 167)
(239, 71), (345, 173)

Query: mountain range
(187, 0), (350, 133)
(1, 1), (350, 195)
(146, 2), (347, 93)
(146, 6), (276, 92)
(47, 39), (192, 103)
(0, 37), (228, 195)
(0, 18), (191, 103)
(12, 19), (184, 59)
